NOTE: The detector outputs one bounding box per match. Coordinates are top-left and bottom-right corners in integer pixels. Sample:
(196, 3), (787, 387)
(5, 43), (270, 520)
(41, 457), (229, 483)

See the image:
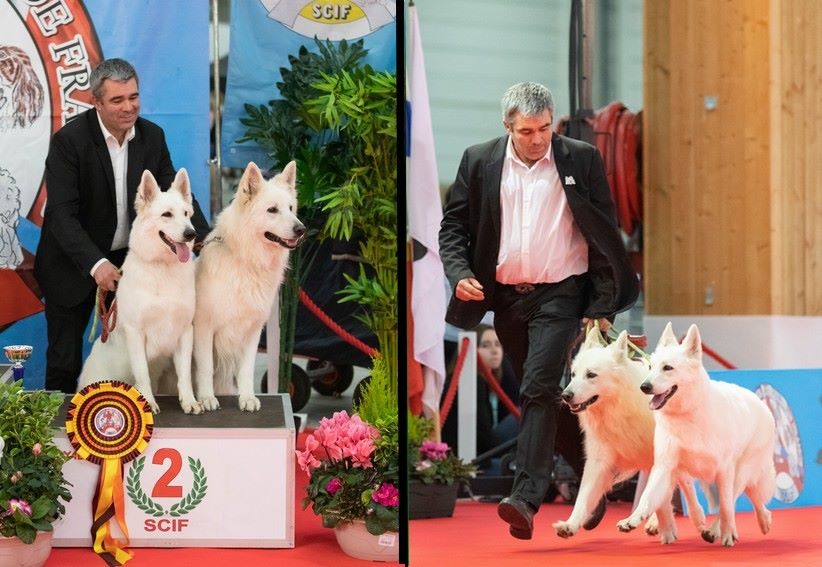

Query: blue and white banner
(0, 0), (210, 387)
(220, 0), (397, 169)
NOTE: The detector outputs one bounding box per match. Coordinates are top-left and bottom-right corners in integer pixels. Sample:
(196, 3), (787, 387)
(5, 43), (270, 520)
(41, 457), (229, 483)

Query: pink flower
(415, 459), (432, 472)
(420, 440), (449, 461)
(6, 499), (31, 517)
(350, 438), (376, 468)
(32, 443), (42, 456)
(371, 483), (399, 508)
(325, 477), (343, 495)
(296, 448), (320, 473)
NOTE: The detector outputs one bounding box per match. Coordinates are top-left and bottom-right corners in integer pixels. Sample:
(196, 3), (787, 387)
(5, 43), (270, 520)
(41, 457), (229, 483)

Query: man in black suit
(439, 82), (639, 539)
(34, 58), (210, 393)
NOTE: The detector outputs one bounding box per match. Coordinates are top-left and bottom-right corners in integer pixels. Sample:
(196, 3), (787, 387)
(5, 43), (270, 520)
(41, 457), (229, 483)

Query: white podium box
(52, 394), (295, 548)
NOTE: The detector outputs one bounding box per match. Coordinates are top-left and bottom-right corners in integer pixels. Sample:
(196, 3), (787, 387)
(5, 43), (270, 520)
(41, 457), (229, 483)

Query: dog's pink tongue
(174, 243), (191, 263)
(649, 394), (665, 410)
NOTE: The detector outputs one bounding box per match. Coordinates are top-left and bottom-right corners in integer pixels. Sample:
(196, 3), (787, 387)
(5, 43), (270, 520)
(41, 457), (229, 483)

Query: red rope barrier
(677, 334), (736, 369)
(701, 342), (737, 370)
(476, 355), (521, 420)
(298, 288), (380, 359)
(439, 336), (469, 427)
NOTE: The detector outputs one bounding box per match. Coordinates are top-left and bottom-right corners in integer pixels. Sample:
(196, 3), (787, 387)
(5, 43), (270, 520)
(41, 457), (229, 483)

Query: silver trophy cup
(3, 345), (33, 382)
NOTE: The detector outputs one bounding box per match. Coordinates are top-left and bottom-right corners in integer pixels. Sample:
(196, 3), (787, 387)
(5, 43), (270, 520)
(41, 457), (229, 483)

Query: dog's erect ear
(135, 170), (160, 212)
(656, 321), (678, 349)
(277, 160), (297, 196)
(239, 161), (265, 203)
(610, 330), (629, 361)
(581, 325), (605, 351)
(681, 324), (703, 359)
(172, 168), (192, 203)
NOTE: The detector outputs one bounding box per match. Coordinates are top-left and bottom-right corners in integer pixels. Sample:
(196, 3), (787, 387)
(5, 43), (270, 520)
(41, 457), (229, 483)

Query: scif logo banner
(220, 0), (396, 168)
(53, 436), (293, 546)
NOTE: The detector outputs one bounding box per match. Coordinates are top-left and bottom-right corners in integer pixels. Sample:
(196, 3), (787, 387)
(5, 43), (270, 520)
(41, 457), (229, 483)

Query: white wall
(415, 0), (644, 187)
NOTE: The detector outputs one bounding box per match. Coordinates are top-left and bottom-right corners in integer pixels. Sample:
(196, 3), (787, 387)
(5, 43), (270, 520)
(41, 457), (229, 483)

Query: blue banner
(0, 0), (210, 388)
(220, 0), (396, 169)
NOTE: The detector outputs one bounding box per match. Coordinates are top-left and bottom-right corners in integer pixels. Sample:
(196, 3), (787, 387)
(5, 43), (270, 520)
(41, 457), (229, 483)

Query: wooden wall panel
(771, 0), (822, 314)
(644, 0), (772, 314)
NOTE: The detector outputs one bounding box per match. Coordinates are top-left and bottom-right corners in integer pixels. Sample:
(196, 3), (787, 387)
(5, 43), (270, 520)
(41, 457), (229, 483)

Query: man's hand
(455, 277), (484, 302)
(93, 261), (121, 292)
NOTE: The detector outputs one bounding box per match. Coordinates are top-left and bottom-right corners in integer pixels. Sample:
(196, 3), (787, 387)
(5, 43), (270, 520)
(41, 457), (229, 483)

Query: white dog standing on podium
(78, 169), (199, 414)
(192, 161), (305, 412)
(616, 322), (776, 546)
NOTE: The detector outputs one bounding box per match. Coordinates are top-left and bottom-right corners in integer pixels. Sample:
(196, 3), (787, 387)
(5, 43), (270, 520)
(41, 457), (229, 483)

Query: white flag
(407, 5), (446, 418)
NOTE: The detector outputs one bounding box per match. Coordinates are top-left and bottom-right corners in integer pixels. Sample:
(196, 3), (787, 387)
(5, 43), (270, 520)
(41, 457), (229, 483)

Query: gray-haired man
(439, 81), (638, 539)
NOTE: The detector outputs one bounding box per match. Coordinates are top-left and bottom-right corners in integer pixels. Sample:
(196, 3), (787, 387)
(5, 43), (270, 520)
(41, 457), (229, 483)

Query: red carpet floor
(410, 498), (821, 567)
(46, 430), (403, 567)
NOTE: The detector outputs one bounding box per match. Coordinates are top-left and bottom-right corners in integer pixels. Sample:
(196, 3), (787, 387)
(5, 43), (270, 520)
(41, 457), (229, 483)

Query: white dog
(616, 323), (776, 546)
(78, 169), (199, 414)
(554, 327), (705, 544)
(192, 161), (305, 412)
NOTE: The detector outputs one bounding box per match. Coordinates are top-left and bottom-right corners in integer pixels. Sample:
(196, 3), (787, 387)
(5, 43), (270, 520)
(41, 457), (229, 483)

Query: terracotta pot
(409, 480), (459, 519)
(333, 519), (398, 562)
(0, 532), (53, 567)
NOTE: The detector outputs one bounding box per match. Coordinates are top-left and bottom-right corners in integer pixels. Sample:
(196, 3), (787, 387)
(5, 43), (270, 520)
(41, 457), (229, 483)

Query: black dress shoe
(582, 496), (607, 530)
(497, 497), (535, 540)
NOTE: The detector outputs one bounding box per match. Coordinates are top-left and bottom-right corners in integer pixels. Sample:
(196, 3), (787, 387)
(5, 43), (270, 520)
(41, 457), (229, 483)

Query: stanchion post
(457, 330), (477, 461)
(266, 293), (280, 393)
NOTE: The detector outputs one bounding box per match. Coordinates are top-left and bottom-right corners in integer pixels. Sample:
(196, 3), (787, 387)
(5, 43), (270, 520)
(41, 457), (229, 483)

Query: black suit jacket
(34, 108), (210, 307)
(439, 133), (639, 329)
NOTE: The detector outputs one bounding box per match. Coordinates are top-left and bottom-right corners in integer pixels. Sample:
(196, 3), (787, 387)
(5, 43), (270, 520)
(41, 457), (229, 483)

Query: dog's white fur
(191, 161), (304, 412)
(553, 328), (705, 544)
(78, 169), (199, 414)
(616, 323), (776, 546)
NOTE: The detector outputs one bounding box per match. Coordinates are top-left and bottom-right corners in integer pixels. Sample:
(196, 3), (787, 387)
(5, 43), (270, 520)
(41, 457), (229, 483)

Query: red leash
(95, 287), (118, 343)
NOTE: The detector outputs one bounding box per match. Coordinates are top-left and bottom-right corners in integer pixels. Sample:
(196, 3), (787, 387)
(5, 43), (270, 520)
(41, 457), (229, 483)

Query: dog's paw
(644, 515), (659, 536)
(616, 517), (638, 533)
(659, 530), (677, 545)
(180, 399), (203, 415)
(701, 529), (717, 544)
(199, 396), (220, 412)
(239, 394), (261, 412)
(552, 520), (579, 538)
(147, 399), (161, 414)
(720, 532), (737, 547)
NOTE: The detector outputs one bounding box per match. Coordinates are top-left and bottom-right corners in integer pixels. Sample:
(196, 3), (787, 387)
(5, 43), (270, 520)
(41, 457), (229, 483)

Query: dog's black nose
(294, 223), (306, 238)
(183, 228), (197, 241)
(561, 389), (573, 402)
(640, 381), (653, 394)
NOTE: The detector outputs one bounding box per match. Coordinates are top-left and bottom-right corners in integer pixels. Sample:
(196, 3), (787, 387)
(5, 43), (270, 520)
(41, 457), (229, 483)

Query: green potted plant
(408, 413), (476, 520)
(0, 381), (72, 567)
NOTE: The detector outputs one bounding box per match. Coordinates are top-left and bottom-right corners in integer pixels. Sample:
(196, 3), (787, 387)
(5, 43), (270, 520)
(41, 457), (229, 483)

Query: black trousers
(43, 248), (127, 394)
(493, 274), (589, 511)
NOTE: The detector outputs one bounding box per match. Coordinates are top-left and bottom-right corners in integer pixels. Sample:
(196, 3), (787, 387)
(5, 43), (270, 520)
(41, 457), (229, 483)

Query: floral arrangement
(297, 410), (398, 535)
(409, 413), (476, 486)
(0, 381), (72, 543)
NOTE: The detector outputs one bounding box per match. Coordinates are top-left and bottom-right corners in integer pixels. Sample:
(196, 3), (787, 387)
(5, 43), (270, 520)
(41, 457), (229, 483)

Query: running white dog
(554, 327), (705, 544)
(78, 169), (199, 414)
(192, 161), (305, 412)
(616, 323), (776, 546)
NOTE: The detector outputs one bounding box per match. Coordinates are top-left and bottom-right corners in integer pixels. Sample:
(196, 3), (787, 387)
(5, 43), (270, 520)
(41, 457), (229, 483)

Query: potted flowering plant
(408, 413), (475, 519)
(297, 410), (398, 535)
(0, 380), (72, 566)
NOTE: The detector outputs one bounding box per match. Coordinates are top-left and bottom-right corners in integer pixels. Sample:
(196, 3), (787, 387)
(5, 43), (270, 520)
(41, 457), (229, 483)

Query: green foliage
(0, 381), (72, 543)
(304, 65), (398, 394)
